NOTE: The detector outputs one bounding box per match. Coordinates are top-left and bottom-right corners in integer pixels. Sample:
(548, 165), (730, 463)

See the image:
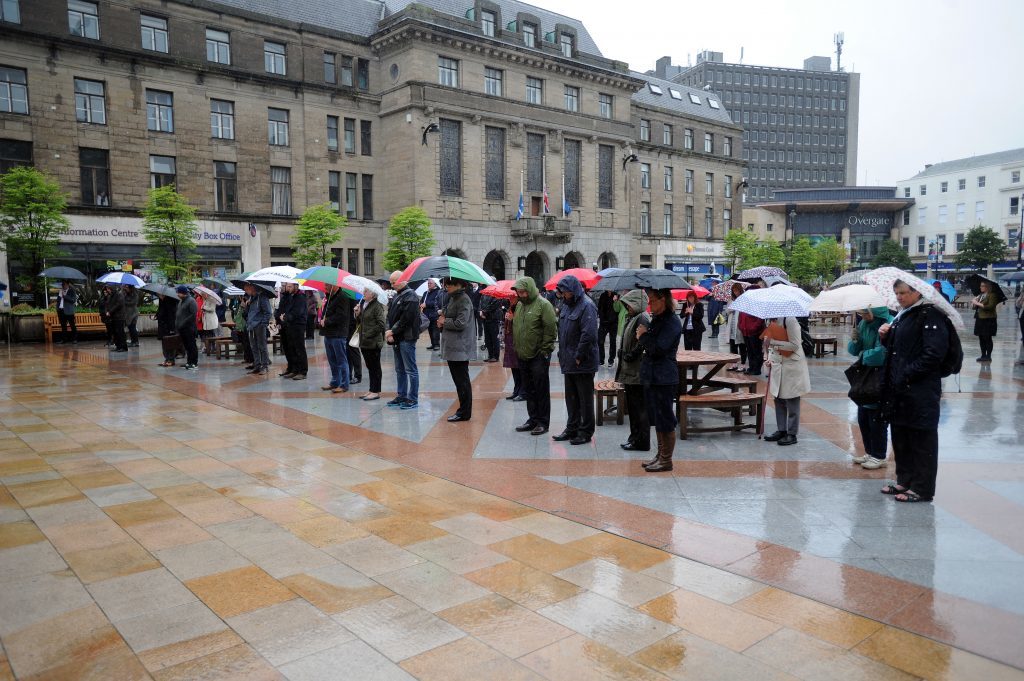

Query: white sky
(541, 0), (1024, 184)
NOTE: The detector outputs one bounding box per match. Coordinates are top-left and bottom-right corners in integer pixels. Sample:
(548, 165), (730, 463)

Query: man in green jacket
(511, 277), (557, 435)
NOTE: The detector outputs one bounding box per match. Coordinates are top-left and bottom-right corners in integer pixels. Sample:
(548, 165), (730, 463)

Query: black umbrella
(142, 283), (179, 297)
(231, 279), (277, 298)
(999, 271), (1024, 283)
(202, 276), (232, 289)
(591, 268), (692, 292)
(965, 273), (1008, 305)
(40, 266), (87, 281)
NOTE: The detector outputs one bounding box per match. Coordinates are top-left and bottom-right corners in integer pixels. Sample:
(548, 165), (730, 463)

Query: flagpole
(542, 155), (547, 215)
(561, 173), (565, 218)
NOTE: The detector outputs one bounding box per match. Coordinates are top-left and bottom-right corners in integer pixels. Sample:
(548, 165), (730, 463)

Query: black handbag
(845, 361), (883, 406)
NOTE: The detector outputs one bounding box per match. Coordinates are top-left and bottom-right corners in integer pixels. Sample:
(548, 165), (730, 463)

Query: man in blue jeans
(319, 284), (351, 393)
(385, 270), (422, 409)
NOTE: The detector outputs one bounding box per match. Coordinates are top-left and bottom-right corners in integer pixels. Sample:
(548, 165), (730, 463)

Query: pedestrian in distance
(124, 285), (140, 347)
(679, 291), (706, 351)
(503, 299), (524, 401)
(847, 306), (893, 469)
(320, 283), (352, 393)
(616, 289), (650, 453)
(512, 277), (558, 435)
(762, 316), (811, 447)
(385, 270), (422, 409)
(597, 290), (619, 367)
(637, 288), (682, 472)
(480, 291), (503, 362)
(105, 284), (128, 352)
(971, 280), (998, 363)
(245, 283), (273, 375)
(174, 285), (199, 370)
(420, 278), (443, 351)
(439, 278), (477, 421)
(553, 275), (599, 446)
(55, 281), (78, 345)
(724, 283), (748, 371)
(156, 291), (180, 367)
(277, 282), (308, 380)
(357, 292), (387, 401)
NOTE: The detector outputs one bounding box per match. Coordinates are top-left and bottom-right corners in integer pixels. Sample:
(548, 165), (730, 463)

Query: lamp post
(1018, 192), (1023, 271)
(787, 210), (797, 247)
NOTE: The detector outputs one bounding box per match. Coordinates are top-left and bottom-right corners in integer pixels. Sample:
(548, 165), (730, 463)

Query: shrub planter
(13, 314), (44, 343)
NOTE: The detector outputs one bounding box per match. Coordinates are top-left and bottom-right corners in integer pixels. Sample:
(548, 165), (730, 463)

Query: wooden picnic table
(676, 350), (740, 395)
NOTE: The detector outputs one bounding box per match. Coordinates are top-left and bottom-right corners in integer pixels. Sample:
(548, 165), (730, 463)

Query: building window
(724, 175), (732, 198)
(481, 9), (495, 36)
(344, 118), (355, 153)
(1012, 197), (1020, 216)
(564, 138), (581, 206)
(357, 58), (369, 90)
(705, 172), (713, 196)
(271, 166), (291, 215)
(79, 148), (109, 206)
(149, 154), (175, 189)
(598, 144), (614, 209)
(323, 52), (336, 84)
(74, 78), (105, 124)
(326, 116), (339, 152)
(362, 174), (373, 220)
(903, 210), (910, 226)
(917, 236), (925, 254)
(683, 128), (693, 150)
(363, 248), (375, 275)
(268, 108), (289, 146)
(766, 223), (774, 232)
(663, 204), (673, 236)
(723, 208), (731, 231)
(360, 120), (372, 156)
(919, 184), (926, 196)
(978, 175), (986, 188)
(564, 86), (579, 112)
(639, 119), (650, 142)
(663, 166), (673, 192)
(663, 124), (673, 145)
(348, 248), (360, 275)
(484, 126), (505, 200)
(526, 77), (543, 104)
(958, 178), (965, 191)
(917, 207), (927, 225)
(956, 232), (965, 251)
(640, 202), (650, 235)
(68, 0), (98, 38)
(560, 32), (573, 57)
(340, 56), (353, 86)
(938, 205), (948, 224)
(438, 56), (459, 87)
(205, 29), (230, 64)
(145, 90), (173, 132)
(903, 187), (910, 198)
(214, 161), (237, 212)
(1, 0), (21, 23)
(1013, 170), (1021, 184)
(940, 181), (948, 193)
(0, 139), (31, 174)
(345, 173), (357, 219)
(723, 136), (732, 156)
(484, 67), (503, 96)
(522, 22), (536, 47)
(704, 132), (713, 153)
(956, 202), (965, 222)
(902, 237), (909, 252)
(526, 132), (544, 192)
(140, 15), (168, 53)
(264, 41), (286, 75)
(975, 201), (985, 222)
(328, 171), (340, 212)
(705, 207), (714, 236)
(640, 163), (650, 189)
(210, 99), (234, 139)
(685, 169), (693, 194)
(439, 118), (462, 196)
(685, 205), (694, 236)
(599, 93), (613, 119)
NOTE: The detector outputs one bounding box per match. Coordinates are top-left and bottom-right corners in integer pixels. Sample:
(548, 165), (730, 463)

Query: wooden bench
(212, 337), (242, 359)
(676, 392), (765, 440)
(595, 379), (625, 426)
(810, 335), (838, 358)
(43, 311), (106, 343)
(703, 375), (759, 414)
(810, 312), (849, 326)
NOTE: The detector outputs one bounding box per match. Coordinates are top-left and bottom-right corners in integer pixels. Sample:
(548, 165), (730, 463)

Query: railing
(510, 215), (572, 241)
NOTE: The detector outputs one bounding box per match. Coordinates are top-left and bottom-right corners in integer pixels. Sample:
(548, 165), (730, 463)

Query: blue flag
(562, 197), (572, 217)
(516, 193), (524, 220)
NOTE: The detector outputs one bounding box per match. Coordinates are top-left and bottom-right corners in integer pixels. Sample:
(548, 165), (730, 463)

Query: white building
(896, 148), (1024, 276)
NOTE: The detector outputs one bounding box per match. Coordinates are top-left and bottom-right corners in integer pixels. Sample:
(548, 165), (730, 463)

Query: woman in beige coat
(762, 316), (811, 446)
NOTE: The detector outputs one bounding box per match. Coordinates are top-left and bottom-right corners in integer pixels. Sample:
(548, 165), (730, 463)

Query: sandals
(894, 491), (931, 503)
(880, 483), (907, 495)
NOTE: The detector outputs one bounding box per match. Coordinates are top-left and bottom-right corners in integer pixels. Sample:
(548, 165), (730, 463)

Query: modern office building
(670, 51), (860, 203)
(895, 148), (1024, 275)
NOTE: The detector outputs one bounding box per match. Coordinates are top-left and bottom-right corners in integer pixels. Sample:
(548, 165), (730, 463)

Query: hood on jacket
(868, 306), (893, 323)
(620, 289), (648, 317)
(513, 276), (539, 302)
(555, 274), (586, 303)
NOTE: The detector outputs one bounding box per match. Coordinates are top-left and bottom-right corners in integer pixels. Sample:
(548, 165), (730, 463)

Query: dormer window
(522, 21), (536, 47)
(481, 10), (495, 37)
(560, 32), (573, 57)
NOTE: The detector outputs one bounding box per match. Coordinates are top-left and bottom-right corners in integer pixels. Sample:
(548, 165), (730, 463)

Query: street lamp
(1018, 192), (1023, 271)
(787, 210), (797, 247)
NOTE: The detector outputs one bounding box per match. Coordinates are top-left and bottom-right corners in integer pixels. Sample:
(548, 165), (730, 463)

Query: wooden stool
(810, 335), (838, 358)
(595, 379), (625, 426)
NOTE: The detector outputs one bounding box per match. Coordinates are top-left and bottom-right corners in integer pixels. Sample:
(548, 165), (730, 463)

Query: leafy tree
(383, 207), (436, 272)
(0, 167), (71, 287)
(140, 185), (197, 283)
(292, 204), (346, 268)
(724, 229), (757, 272)
(954, 225), (1008, 271)
(814, 237), (847, 280)
(871, 239), (913, 270)
(743, 238), (787, 270)
(787, 237), (818, 285)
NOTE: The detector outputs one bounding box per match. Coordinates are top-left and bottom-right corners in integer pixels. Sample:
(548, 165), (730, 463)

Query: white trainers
(861, 456), (886, 469)
(851, 455), (869, 464)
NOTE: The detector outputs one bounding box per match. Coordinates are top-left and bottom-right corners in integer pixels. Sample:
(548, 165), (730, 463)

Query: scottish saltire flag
(562, 197), (572, 217)
(542, 186), (550, 214)
(516, 193), (524, 220)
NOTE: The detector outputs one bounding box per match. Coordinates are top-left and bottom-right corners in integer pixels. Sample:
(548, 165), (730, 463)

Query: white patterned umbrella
(810, 285), (888, 312)
(246, 266), (302, 283)
(830, 268), (911, 289)
(344, 275), (388, 305)
(862, 267), (965, 330)
(726, 285), (811, 319)
(735, 266), (788, 282)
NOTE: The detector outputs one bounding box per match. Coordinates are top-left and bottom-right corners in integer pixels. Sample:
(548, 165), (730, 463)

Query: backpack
(793, 317), (815, 357)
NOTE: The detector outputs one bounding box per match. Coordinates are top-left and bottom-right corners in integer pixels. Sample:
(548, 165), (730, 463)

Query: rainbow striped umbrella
(294, 266), (361, 299)
(396, 256), (496, 287)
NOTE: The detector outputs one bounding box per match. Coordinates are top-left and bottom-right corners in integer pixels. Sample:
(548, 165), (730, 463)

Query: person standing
(469, 283), (483, 346)
(245, 283), (272, 375)
(637, 289), (683, 472)
(199, 292), (219, 351)
(724, 284), (748, 371)
(232, 293), (253, 368)
(278, 282), (308, 379)
(706, 290), (725, 339)
(98, 286), (112, 346)
(438, 278), (476, 421)
(320, 284), (352, 393)
(971, 280), (998, 363)
(124, 285), (140, 347)
(553, 275), (599, 446)
(385, 271), (421, 409)
(105, 285), (128, 352)
(420, 279), (442, 351)
(616, 289), (650, 453)
(305, 291), (318, 340)
(738, 309), (765, 375)
(680, 291), (706, 351)
(358, 293), (386, 401)
(762, 316), (811, 446)
(480, 292), (502, 362)
(274, 286), (293, 372)
(597, 291), (619, 367)
(174, 285), (199, 370)
(55, 281), (78, 345)
(156, 292), (179, 366)
(503, 299), (524, 401)
(847, 306), (892, 468)
(879, 280), (950, 503)
(512, 277), (557, 435)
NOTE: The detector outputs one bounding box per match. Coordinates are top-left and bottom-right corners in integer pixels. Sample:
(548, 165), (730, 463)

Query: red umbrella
(480, 280), (517, 299)
(671, 285), (710, 300)
(544, 268), (601, 291)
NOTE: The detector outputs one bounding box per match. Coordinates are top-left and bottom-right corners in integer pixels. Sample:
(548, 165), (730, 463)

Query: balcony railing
(510, 215), (572, 242)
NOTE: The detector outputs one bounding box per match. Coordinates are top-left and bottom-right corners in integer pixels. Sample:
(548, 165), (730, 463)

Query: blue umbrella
(97, 272), (145, 287)
(924, 278), (956, 303)
(596, 267), (622, 278)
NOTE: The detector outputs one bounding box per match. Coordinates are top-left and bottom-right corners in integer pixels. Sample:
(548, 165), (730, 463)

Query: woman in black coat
(679, 291), (706, 351)
(637, 288), (683, 473)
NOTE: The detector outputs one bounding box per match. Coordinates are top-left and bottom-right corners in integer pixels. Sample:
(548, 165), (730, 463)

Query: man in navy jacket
(553, 275), (599, 445)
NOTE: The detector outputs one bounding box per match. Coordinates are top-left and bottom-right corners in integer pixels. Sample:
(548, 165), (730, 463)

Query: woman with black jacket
(679, 291), (706, 351)
(637, 289), (683, 472)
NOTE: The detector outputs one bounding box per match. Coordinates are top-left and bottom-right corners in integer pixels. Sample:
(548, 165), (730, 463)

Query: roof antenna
(834, 31), (844, 72)
(739, 46), (744, 64)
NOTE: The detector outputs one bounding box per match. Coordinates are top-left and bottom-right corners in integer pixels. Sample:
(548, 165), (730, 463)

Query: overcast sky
(542, 0), (1024, 185)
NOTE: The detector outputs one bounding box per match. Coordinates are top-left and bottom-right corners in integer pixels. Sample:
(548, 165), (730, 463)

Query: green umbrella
(396, 256), (496, 287)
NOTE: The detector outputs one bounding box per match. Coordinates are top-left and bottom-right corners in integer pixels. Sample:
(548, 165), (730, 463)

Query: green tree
(743, 238), (787, 270)
(140, 185), (197, 282)
(0, 167), (71, 287)
(813, 237), (847, 280)
(292, 204), (346, 268)
(954, 225), (1008, 271)
(724, 229), (757, 272)
(383, 207), (436, 271)
(870, 239), (913, 270)
(787, 237), (818, 285)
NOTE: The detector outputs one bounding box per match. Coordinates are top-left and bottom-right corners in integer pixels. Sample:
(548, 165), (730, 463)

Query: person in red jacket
(738, 282), (766, 375)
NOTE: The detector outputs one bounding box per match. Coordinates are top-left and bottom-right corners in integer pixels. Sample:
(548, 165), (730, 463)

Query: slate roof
(631, 72), (734, 126)
(909, 148), (1024, 179)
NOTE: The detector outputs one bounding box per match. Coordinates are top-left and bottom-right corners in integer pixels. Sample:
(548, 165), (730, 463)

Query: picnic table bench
(676, 392), (765, 440)
(809, 334), (838, 358)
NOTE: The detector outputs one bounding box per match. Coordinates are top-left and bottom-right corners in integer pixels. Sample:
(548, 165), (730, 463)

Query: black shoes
(512, 395), (526, 402)
(530, 425), (548, 435)
(778, 434), (798, 446)
(764, 431), (786, 442)
(447, 414), (470, 422)
(569, 436), (591, 446)
(552, 431), (575, 442)
(515, 422), (535, 432)
(620, 441), (650, 451)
